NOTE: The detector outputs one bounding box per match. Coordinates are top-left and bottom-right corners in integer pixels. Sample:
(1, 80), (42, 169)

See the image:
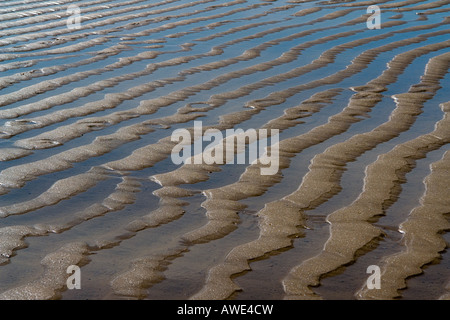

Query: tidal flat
(0, 0), (449, 300)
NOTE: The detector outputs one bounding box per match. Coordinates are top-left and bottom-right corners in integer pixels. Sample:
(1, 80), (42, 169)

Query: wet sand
(0, 0), (449, 300)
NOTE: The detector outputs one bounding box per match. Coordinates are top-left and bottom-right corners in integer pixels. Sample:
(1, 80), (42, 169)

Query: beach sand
(0, 0), (449, 300)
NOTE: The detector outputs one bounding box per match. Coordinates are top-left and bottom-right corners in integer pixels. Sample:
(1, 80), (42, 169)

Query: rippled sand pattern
(0, 0), (449, 300)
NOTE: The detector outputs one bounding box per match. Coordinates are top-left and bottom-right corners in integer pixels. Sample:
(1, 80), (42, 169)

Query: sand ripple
(0, 0), (449, 300)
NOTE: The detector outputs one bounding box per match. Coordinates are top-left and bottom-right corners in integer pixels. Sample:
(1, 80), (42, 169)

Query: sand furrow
(0, 242), (90, 300)
(282, 52), (450, 300)
(0, 7), (382, 167)
(0, 0), (449, 301)
(356, 121), (450, 299)
(190, 45), (450, 300)
(0, 175), (142, 266)
(9, 13), (443, 153)
(0, 1), (323, 121)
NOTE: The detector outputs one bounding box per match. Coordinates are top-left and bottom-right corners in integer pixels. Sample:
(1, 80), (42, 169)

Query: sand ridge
(0, 0), (449, 300)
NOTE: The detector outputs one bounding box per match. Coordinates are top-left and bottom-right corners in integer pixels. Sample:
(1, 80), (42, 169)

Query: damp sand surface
(0, 0), (449, 300)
